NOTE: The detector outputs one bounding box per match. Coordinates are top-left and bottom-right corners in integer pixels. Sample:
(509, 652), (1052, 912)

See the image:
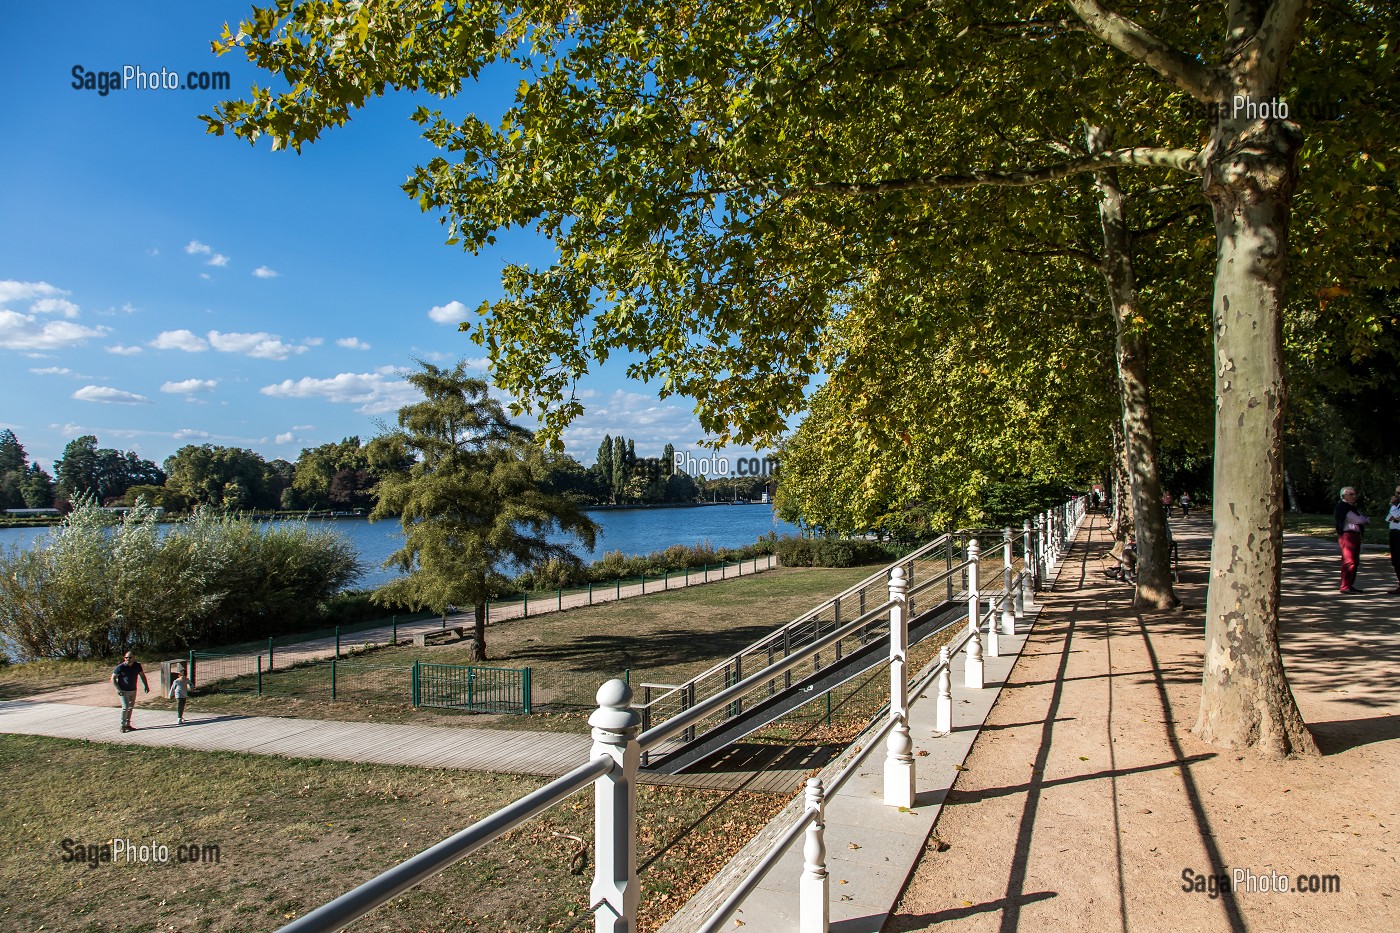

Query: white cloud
(428, 300), (469, 324)
(72, 385), (153, 405)
(106, 344), (144, 355)
(275, 431), (295, 444)
(30, 366), (71, 376)
(0, 310), (107, 350)
(173, 428), (211, 441)
(208, 330), (307, 360)
(0, 281), (68, 304)
(303, 337), (324, 347)
(560, 389), (704, 458)
(253, 266), (279, 279)
(261, 371), (420, 415)
(336, 337), (371, 350)
(30, 297), (80, 318)
(199, 273), (210, 280)
(161, 379), (218, 395)
(464, 356), (490, 370)
(151, 329), (209, 352)
(207, 253), (230, 267)
(185, 240), (212, 256)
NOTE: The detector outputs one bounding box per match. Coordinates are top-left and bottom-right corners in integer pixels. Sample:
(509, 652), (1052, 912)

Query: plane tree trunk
(1110, 421), (1134, 543)
(1194, 87), (1318, 757)
(1090, 127), (1179, 609)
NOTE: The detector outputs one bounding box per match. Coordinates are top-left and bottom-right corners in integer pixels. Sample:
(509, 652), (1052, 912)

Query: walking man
(1334, 486), (1370, 595)
(111, 651), (149, 732)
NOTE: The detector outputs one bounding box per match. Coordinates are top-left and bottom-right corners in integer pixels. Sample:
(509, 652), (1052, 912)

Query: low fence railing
(275, 496), (1087, 933)
(185, 652), (534, 714)
(415, 662), (532, 714)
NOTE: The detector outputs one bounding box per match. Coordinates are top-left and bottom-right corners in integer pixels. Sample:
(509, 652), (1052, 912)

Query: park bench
(1101, 538), (1179, 584)
(413, 626), (472, 648)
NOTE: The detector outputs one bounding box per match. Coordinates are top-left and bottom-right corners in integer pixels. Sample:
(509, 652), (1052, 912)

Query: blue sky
(0, 2), (761, 473)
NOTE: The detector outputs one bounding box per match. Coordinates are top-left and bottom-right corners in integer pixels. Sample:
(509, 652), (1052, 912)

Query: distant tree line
(0, 430), (56, 510)
(0, 428), (771, 518)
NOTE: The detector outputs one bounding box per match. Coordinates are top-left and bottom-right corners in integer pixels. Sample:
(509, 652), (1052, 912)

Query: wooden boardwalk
(0, 700), (811, 793)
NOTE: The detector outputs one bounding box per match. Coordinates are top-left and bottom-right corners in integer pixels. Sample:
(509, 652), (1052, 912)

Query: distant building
(3, 508), (61, 517)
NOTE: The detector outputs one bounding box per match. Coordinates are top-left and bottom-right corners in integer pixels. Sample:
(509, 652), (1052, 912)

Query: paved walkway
(0, 697), (824, 793)
(0, 699), (593, 773)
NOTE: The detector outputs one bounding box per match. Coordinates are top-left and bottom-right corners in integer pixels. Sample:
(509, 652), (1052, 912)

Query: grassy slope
(1, 564), (957, 931)
(143, 565), (878, 730)
(0, 734), (787, 933)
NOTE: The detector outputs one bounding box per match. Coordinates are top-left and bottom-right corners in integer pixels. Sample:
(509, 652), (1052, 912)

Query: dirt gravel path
(887, 511), (1398, 933)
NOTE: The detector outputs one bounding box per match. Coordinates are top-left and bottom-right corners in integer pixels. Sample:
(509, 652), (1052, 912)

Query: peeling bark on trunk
(1195, 105), (1317, 757)
(1110, 421), (1134, 542)
(1090, 128), (1178, 610)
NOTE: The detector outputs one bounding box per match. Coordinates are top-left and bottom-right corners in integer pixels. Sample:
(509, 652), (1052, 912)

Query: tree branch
(1004, 245), (1105, 270)
(1130, 208), (1191, 245)
(1256, 0), (1311, 88)
(1064, 0), (1222, 102)
(758, 146), (1202, 199)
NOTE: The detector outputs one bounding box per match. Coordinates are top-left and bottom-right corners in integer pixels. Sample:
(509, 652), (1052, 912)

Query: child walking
(169, 665), (192, 724)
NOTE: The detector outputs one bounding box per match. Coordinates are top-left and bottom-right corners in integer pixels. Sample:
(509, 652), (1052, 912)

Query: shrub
(774, 535), (896, 567)
(0, 500), (363, 659)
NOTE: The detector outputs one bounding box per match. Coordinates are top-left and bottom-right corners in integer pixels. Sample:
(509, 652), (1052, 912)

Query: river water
(0, 504), (801, 588)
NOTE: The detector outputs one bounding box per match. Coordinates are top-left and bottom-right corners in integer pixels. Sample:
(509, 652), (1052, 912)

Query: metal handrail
(275, 502), (1077, 933)
(638, 597), (896, 750)
(906, 558), (975, 599)
(276, 756), (612, 933)
(696, 614), (974, 933)
(825, 624), (973, 800)
(695, 808), (820, 933)
(637, 533), (954, 712)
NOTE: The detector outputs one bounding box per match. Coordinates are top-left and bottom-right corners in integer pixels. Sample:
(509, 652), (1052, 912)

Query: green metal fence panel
(417, 663), (531, 714)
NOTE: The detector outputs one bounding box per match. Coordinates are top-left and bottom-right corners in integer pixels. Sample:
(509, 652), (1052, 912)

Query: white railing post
(1015, 570), (1028, 620)
(934, 645), (952, 735)
(965, 540), (984, 688)
(985, 595), (999, 658)
(1022, 519), (1037, 607)
(1000, 527), (1015, 635)
(589, 679), (641, 933)
(799, 778), (829, 933)
(884, 566), (914, 808)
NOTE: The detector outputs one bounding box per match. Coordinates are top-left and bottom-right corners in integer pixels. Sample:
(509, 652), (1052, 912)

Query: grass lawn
(145, 565), (879, 731)
(0, 565), (979, 931)
(1283, 511), (1390, 547)
(0, 658), (117, 701)
(0, 733), (788, 933)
